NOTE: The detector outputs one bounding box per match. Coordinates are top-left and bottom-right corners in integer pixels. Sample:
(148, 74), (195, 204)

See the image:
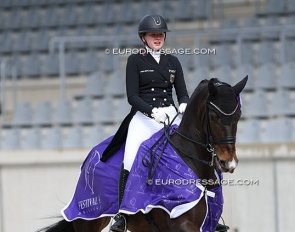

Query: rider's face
(143, 32), (165, 50)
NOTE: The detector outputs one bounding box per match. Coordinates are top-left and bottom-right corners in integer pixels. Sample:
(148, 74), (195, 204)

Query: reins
(142, 82), (240, 185)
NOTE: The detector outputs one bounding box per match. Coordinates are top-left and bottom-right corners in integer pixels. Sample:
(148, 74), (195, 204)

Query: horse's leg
(73, 217), (111, 232)
(169, 196), (207, 232)
(127, 213), (154, 232)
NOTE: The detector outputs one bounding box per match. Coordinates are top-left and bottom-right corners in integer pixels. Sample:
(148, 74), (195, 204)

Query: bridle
(143, 82), (240, 185)
(168, 83), (240, 167)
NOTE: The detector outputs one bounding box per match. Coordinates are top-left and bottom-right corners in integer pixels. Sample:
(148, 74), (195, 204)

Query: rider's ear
(208, 79), (218, 97)
(233, 75), (248, 96)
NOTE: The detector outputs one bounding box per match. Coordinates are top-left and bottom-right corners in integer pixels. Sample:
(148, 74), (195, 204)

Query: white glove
(178, 103), (187, 114)
(151, 108), (167, 124)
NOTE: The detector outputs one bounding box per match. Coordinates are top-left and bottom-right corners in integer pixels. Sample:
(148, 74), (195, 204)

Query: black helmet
(138, 14), (170, 34)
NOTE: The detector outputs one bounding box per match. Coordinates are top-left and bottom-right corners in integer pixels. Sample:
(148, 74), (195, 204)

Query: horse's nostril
(219, 160), (227, 168)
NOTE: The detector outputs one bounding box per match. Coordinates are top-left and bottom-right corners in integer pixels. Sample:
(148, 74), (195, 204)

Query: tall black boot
(110, 163), (129, 232)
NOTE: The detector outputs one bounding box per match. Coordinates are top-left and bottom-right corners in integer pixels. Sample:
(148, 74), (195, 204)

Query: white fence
(0, 143), (294, 232)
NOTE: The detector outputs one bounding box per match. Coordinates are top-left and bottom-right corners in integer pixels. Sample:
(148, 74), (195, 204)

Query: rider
(110, 13), (189, 232)
(110, 14), (229, 232)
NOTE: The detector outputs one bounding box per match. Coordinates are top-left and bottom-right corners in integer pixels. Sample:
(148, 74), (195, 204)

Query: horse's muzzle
(215, 157), (239, 173)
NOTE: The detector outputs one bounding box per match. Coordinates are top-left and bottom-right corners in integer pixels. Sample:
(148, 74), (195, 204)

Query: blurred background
(0, 0), (294, 231)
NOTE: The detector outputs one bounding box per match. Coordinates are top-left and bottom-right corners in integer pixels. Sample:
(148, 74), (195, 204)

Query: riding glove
(178, 103), (187, 113)
(151, 108), (167, 124)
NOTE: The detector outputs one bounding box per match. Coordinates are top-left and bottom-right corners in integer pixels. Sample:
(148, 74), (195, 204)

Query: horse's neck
(172, 122), (219, 190)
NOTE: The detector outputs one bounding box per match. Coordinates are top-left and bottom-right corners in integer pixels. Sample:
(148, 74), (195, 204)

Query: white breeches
(123, 106), (182, 171)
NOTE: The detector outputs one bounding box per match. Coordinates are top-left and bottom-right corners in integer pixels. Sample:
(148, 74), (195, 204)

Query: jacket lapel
(140, 53), (170, 81)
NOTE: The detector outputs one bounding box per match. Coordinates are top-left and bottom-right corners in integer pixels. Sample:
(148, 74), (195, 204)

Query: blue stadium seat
(264, 0), (286, 15)
(73, 98), (94, 125)
(4, 8), (22, 30)
(100, 54), (115, 73)
(260, 16), (281, 40)
(42, 53), (60, 76)
(52, 99), (73, 126)
(63, 126), (83, 149)
(83, 125), (105, 148)
(42, 127), (62, 149)
(99, 2), (116, 25)
(219, 19), (239, 43)
(268, 89), (295, 117)
(65, 50), (80, 75)
(285, 40), (295, 63)
(75, 71), (105, 100)
(211, 44), (233, 68)
(243, 90), (269, 118)
(40, 5), (59, 28)
(195, 0), (210, 19)
(93, 97), (114, 124)
(175, 0), (195, 21)
(287, 0), (295, 13)
(241, 17), (261, 41)
(22, 53), (42, 77)
(32, 101), (52, 127)
(79, 49), (99, 74)
(31, 29), (51, 52)
(13, 30), (32, 53)
(255, 62), (277, 90)
(116, 1), (135, 24)
(261, 118), (294, 143)
(59, 4), (78, 27)
(212, 65), (233, 85)
(278, 62), (295, 89)
(21, 7), (41, 29)
(237, 119), (261, 144)
(0, 31), (14, 54)
(236, 42), (254, 66)
(255, 41), (277, 65)
(1, 128), (21, 150)
(105, 71), (126, 97)
(77, 3), (98, 26)
(11, 102), (33, 127)
(21, 127), (42, 149)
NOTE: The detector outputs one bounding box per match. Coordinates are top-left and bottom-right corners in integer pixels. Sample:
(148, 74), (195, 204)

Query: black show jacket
(126, 51), (189, 117)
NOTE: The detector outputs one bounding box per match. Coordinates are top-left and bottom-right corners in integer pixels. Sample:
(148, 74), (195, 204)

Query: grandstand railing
(1, 24), (295, 126)
(49, 24), (295, 99)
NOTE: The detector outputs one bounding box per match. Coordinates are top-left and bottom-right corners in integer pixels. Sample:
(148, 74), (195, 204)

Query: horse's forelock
(209, 85), (238, 114)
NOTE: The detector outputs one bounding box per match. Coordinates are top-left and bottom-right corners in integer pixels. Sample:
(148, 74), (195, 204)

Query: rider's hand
(151, 108), (167, 124)
(178, 103), (187, 114)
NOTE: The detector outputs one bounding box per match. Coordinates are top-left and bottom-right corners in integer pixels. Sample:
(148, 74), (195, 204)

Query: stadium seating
(0, 0), (295, 150)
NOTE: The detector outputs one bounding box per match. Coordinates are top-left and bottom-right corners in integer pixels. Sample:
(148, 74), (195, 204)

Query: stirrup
(215, 223), (230, 231)
(110, 214), (127, 232)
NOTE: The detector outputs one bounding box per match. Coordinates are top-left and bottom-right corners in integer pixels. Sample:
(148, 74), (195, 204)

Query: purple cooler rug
(62, 126), (224, 231)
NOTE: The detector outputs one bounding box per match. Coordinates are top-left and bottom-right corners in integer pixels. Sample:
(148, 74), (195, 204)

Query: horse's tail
(36, 219), (74, 232)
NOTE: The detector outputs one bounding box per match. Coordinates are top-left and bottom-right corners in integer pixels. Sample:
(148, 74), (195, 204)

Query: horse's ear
(208, 79), (218, 97)
(233, 75), (248, 95)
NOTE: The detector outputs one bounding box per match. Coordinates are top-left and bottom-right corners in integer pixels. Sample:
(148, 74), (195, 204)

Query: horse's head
(205, 76), (248, 173)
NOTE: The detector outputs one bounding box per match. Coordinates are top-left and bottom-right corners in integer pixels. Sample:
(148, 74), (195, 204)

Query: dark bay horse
(37, 77), (248, 232)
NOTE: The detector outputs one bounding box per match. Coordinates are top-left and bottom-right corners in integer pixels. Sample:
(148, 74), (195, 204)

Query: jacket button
(151, 88), (154, 91)
(164, 98), (167, 101)
(153, 98), (156, 101)
(163, 90), (166, 92)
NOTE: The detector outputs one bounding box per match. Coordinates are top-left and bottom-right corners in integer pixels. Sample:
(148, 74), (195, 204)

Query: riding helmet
(138, 14), (170, 35)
